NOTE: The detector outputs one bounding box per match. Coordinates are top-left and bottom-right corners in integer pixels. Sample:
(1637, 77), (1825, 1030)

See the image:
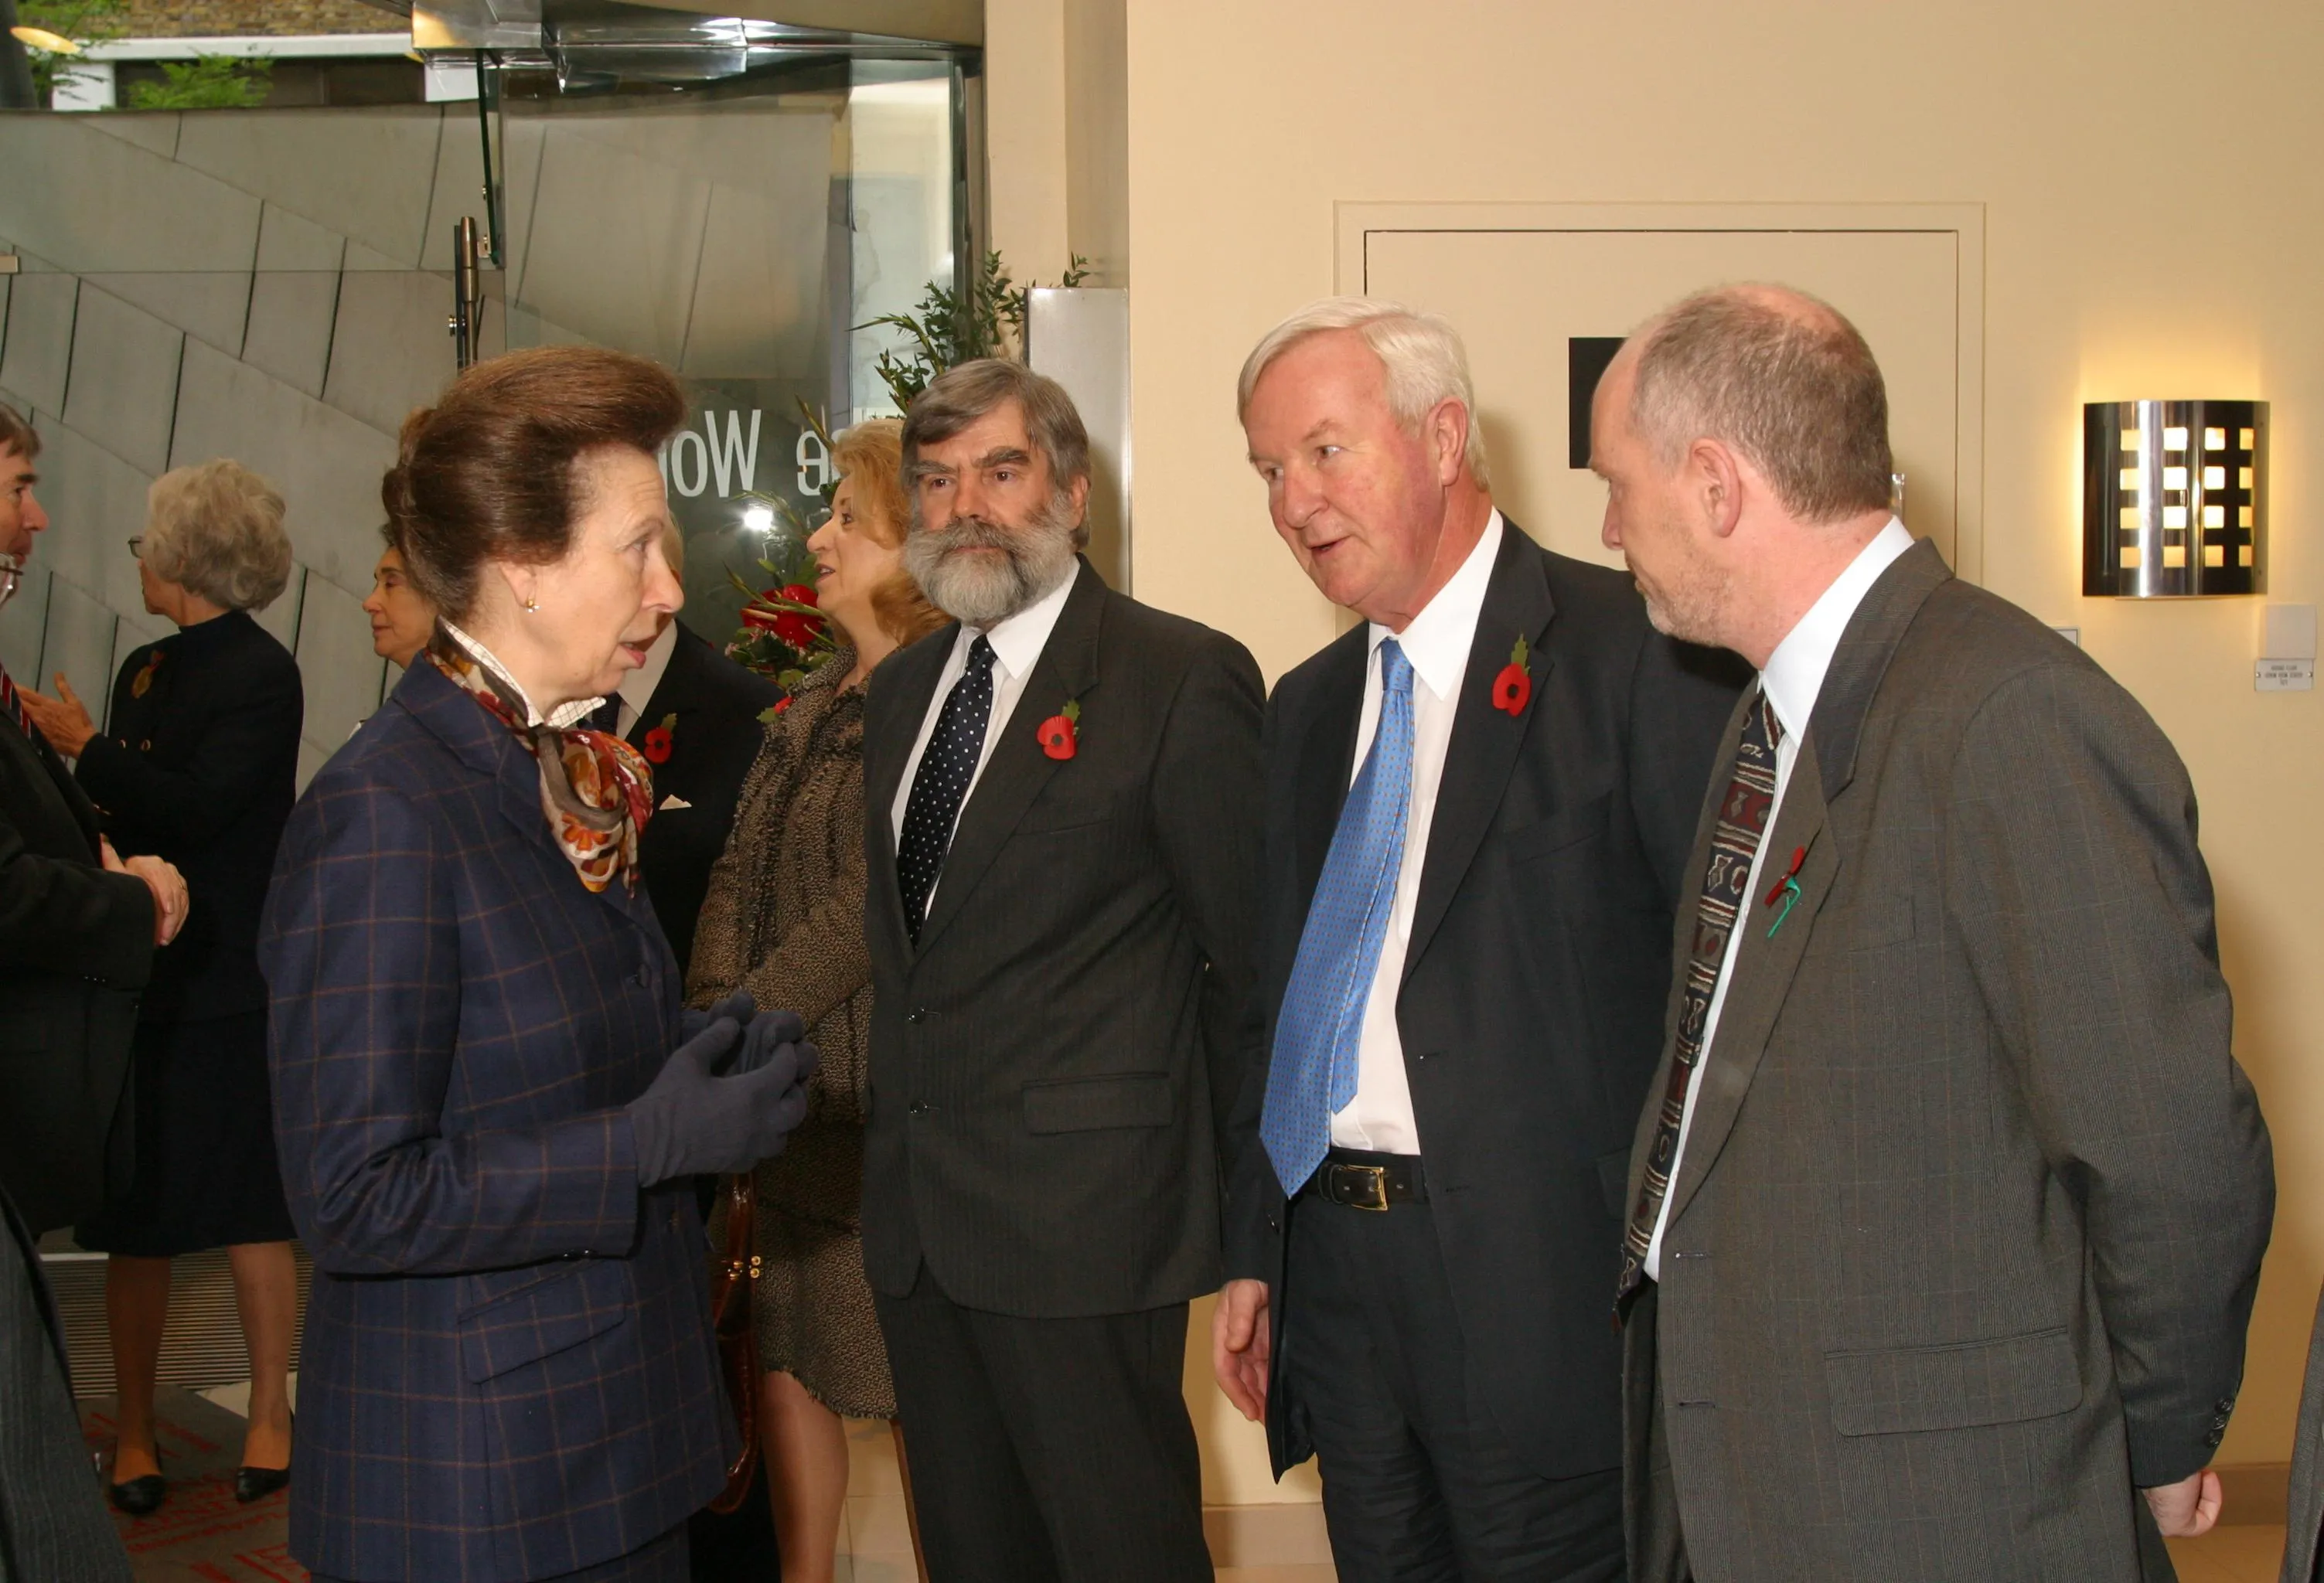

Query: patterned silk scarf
(428, 635), (655, 894)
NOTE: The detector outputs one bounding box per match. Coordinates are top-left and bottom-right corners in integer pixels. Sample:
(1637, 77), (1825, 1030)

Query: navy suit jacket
(258, 658), (730, 1583)
(1223, 524), (1746, 1479)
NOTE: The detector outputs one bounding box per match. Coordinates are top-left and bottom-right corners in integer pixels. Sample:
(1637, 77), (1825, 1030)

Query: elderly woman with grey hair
(23, 458), (305, 1517)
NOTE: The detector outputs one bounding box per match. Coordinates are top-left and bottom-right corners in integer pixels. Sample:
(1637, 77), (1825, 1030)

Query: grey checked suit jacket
(1622, 540), (2273, 1583)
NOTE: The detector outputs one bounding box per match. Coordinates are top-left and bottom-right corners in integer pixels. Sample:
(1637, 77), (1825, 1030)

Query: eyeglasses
(125, 536), (144, 559)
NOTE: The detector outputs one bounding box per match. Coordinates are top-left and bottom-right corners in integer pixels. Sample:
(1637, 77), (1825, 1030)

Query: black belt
(1303, 1148), (1426, 1210)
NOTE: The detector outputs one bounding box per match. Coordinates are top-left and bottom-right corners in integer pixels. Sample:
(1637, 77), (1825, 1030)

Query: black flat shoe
(107, 1472), (166, 1517)
(233, 1463), (290, 1503)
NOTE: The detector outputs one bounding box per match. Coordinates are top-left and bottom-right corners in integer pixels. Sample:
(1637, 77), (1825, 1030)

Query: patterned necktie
(0, 659), (40, 745)
(897, 635), (997, 942)
(585, 696), (622, 735)
(1618, 688), (1784, 1301)
(1259, 638), (1416, 1197)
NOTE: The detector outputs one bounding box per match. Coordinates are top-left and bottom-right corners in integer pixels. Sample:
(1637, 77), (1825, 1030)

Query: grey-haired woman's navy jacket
(259, 658), (731, 1582)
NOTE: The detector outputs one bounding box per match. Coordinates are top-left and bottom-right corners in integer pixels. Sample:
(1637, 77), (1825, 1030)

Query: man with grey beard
(858, 358), (1264, 1583)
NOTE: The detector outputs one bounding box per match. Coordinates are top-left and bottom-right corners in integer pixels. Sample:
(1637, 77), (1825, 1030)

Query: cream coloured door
(1341, 203), (1985, 582)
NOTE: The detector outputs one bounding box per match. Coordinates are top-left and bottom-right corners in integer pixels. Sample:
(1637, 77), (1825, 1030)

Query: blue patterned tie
(1260, 638), (1415, 1197)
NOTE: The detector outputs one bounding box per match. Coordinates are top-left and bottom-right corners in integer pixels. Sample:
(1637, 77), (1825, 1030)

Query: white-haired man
(1217, 299), (1746, 1578)
(1594, 284), (2271, 1581)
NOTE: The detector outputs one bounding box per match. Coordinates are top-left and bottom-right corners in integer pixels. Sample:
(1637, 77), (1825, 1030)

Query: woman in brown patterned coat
(687, 420), (945, 1583)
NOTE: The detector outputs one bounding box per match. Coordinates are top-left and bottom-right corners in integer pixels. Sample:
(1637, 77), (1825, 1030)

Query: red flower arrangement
(724, 489), (841, 704)
(1491, 635), (1532, 716)
(1037, 698), (1081, 761)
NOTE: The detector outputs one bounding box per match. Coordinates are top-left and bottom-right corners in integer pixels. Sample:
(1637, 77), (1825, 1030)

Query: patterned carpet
(80, 1386), (302, 1581)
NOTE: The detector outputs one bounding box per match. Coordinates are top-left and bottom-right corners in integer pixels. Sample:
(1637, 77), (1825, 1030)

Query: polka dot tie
(1259, 638), (1415, 1197)
(897, 635), (997, 942)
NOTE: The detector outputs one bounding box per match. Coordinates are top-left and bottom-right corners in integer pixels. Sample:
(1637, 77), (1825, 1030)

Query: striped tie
(1617, 688), (1783, 1302)
(0, 660), (39, 744)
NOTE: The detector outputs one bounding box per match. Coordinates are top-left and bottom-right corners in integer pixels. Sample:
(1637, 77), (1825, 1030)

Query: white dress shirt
(888, 564), (1080, 909)
(1330, 511), (1505, 1155)
(1644, 516), (1913, 1280)
(612, 619), (680, 737)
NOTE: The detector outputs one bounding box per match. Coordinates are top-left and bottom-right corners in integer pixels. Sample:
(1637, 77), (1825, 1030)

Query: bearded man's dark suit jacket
(623, 620), (779, 975)
(1621, 540), (2273, 1583)
(1221, 523), (1745, 1485)
(0, 700), (152, 1234)
(858, 557), (1262, 1578)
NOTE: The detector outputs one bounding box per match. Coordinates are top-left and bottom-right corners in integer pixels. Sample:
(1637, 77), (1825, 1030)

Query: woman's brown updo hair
(384, 346), (688, 621)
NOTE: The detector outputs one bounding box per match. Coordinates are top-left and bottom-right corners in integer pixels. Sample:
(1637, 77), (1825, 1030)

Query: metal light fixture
(2085, 400), (2267, 597)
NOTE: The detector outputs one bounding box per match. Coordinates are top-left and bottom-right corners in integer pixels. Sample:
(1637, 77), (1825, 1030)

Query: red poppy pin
(1491, 635), (1532, 716)
(131, 652), (163, 699)
(1037, 699), (1081, 761)
(642, 712), (676, 764)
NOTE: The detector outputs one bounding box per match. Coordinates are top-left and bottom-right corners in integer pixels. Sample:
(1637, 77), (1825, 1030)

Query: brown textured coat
(688, 652), (895, 1416)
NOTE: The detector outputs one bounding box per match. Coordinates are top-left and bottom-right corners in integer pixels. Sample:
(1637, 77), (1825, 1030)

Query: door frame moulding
(1334, 201), (1988, 587)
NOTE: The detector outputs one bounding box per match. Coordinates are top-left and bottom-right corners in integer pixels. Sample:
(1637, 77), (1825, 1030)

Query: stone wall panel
(175, 108), (446, 268)
(0, 117), (259, 276)
(244, 271), (340, 398)
(172, 339), (395, 597)
(322, 271), (456, 436)
(2, 272), (80, 416)
(63, 288), (184, 477)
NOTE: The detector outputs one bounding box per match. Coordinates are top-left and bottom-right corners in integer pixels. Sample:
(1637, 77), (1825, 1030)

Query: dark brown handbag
(706, 1172), (762, 1514)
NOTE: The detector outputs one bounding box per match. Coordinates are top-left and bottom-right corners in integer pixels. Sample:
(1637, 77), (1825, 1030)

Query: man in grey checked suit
(1593, 284), (2272, 1581)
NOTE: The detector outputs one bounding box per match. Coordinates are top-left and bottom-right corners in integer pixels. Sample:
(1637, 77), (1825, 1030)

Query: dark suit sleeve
(1946, 662), (2271, 1488)
(1147, 635), (1266, 1186)
(1626, 633), (1751, 907)
(77, 652), (302, 850)
(0, 801), (153, 988)
(263, 778), (645, 1277)
(1221, 683), (1293, 1283)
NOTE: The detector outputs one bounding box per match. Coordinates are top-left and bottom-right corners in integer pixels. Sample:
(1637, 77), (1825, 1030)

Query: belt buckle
(1334, 1163), (1391, 1211)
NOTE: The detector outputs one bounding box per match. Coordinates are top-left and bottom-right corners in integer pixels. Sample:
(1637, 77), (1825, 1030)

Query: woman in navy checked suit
(259, 348), (813, 1583)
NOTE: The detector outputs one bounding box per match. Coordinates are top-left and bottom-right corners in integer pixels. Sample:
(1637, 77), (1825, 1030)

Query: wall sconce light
(2084, 400), (2267, 597)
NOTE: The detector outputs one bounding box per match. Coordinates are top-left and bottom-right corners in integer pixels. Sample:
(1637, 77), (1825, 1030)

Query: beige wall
(990, 0), (2324, 1505)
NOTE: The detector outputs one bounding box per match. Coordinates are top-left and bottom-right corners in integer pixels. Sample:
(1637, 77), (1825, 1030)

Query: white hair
(1236, 297), (1490, 489)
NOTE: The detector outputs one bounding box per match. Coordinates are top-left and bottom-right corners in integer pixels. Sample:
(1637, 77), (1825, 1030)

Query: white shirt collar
(966, 560), (1080, 679)
(1760, 517), (1915, 740)
(438, 618), (605, 730)
(617, 618), (680, 721)
(1365, 510), (1504, 699)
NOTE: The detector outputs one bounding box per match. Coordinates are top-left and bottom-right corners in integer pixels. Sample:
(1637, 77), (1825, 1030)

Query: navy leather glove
(628, 1009), (814, 1187)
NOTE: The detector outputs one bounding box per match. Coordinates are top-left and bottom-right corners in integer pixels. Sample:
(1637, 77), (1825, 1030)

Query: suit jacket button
(905, 1008), (926, 1025)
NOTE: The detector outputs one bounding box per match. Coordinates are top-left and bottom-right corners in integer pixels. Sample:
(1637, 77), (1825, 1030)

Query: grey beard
(906, 493), (1080, 628)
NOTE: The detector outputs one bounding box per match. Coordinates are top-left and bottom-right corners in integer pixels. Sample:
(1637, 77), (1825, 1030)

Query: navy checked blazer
(258, 658), (731, 1583)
